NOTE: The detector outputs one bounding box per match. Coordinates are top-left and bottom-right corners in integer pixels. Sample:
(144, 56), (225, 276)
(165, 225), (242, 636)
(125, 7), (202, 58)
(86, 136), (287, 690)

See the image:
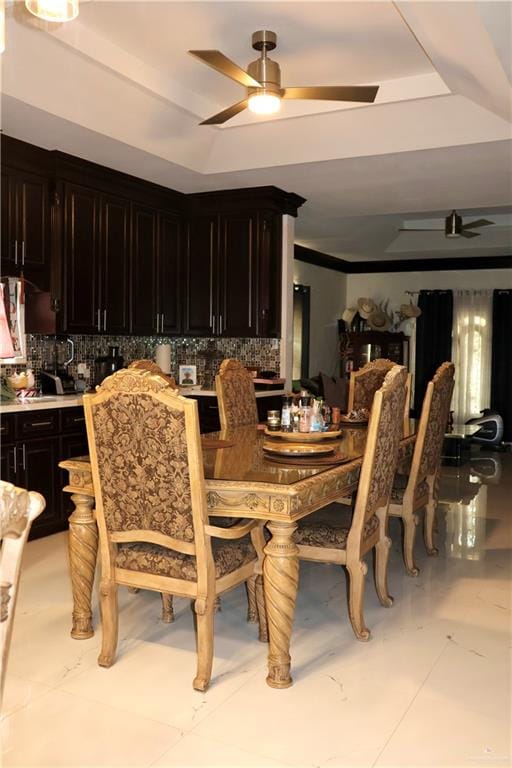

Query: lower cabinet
(0, 407), (88, 540)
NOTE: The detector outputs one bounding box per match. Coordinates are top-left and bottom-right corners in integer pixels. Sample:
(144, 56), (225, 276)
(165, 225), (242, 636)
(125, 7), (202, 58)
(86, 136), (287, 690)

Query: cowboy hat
(367, 309), (392, 331)
(400, 301), (422, 319)
(342, 307), (357, 327)
(357, 297), (376, 319)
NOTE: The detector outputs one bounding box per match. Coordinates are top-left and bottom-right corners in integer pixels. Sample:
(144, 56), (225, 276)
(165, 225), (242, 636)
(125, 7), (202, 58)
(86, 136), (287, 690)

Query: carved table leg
(263, 520), (299, 689)
(68, 493), (98, 639)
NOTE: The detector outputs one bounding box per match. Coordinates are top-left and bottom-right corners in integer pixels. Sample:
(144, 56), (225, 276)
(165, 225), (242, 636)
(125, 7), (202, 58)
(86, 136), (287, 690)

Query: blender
(40, 336), (77, 395)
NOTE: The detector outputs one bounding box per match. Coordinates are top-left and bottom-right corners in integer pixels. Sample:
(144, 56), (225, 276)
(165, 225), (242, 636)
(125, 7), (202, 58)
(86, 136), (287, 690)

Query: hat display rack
(342, 293), (422, 332)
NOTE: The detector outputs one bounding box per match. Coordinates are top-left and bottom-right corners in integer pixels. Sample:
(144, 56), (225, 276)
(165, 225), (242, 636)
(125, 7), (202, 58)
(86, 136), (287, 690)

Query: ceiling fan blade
(460, 230), (480, 239)
(282, 85), (379, 103)
(200, 99), (249, 125)
(188, 50), (261, 88)
(462, 219), (494, 229)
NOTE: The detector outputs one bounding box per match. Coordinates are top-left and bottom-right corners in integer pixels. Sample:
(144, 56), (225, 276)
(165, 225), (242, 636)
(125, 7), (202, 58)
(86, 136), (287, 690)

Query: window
(452, 290), (492, 422)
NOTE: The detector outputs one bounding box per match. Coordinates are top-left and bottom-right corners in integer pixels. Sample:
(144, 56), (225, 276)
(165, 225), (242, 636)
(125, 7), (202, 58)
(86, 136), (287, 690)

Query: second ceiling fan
(189, 30), (379, 125)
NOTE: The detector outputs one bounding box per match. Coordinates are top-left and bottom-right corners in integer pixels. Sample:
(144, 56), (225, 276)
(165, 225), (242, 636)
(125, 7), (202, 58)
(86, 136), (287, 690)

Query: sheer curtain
(452, 289), (492, 423)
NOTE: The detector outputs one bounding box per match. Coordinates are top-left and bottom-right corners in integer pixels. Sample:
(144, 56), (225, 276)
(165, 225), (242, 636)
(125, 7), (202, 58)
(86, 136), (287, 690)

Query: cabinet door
(0, 442), (15, 485)
(18, 437), (62, 540)
(183, 215), (216, 336)
(158, 212), (182, 335)
(101, 195), (130, 334)
(257, 212), (282, 337)
(131, 204), (158, 335)
(17, 169), (50, 275)
(63, 183), (101, 333)
(218, 212), (257, 337)
(1, 171), (16, 270)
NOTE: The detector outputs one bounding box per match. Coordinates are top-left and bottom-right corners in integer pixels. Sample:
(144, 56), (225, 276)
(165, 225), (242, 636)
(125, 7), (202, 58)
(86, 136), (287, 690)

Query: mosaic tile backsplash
(2, 335), (281, 390)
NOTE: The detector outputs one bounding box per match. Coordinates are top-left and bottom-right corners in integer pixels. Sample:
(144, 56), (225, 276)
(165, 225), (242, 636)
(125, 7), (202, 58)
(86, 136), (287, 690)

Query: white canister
(155, 344), (171, 374)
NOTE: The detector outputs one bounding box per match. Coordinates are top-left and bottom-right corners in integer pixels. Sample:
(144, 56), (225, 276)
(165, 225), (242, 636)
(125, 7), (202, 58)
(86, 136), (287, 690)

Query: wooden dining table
(60, 423), (415, 689)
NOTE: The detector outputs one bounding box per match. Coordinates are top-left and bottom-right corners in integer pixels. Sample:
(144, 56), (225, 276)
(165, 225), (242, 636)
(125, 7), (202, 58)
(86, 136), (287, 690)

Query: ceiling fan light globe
(248, 93), (281, 115)
(25, 0), (78, 21)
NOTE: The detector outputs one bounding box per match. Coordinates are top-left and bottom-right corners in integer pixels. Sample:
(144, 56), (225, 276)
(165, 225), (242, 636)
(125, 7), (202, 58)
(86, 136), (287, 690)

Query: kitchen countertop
(0, 388), (287, 414)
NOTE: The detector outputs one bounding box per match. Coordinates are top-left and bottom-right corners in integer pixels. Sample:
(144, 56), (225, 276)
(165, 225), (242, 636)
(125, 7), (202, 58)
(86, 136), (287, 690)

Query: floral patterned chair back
(84, 368), (209, 556)
(409, 362), (455, 492)
(128, 359), (177, 388)
(215, 359), (259, 431)
(0, 481), (45, 707)
(349, 365), (407, 541)
(347, 358), (395, 412)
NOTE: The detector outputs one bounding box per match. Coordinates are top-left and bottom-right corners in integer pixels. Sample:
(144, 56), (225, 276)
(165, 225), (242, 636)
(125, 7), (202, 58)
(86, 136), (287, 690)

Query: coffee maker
(94, 346), (124, 385)
(40, 336), (76, 395)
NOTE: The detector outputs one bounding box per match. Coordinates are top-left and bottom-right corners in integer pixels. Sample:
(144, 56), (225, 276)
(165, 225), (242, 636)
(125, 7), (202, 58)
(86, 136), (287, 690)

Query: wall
(293, 261), (347, 378)
(346, 268), (512, 311)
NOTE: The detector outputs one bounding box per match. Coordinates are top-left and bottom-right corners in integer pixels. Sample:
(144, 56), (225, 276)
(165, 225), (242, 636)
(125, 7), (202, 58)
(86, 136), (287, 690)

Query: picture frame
(178, 364), (197, 387)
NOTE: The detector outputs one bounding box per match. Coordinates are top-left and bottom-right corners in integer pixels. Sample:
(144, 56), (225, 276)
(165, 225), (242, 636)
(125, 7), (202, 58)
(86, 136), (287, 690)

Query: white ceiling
(2, 0), (512, 262)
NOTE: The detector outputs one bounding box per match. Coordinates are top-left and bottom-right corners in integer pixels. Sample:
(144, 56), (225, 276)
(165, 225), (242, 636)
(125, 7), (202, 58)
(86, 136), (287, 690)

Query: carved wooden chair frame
(0, 481), (45, 706)
(128, 359), (177, 388)
(215, 358), (259, 431)
(347, 358), (395, 412)
(388, 362), (455, 576)
(83, 368), (267, 691)
(297, 365), (408, 642)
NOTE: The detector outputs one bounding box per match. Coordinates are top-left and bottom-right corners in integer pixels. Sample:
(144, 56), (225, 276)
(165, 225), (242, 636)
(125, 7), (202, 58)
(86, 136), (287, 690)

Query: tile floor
(2, 451), (511, 767)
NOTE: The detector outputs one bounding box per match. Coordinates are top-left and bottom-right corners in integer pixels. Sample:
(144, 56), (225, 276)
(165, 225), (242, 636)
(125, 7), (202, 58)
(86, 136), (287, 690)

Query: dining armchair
(83, 367), (267, 691)
(347, 358), (395, 412)
(1, 481), (45, 707)
(295, 365), (407, 642)
(389, 361), (455, 576)
(215, 358), (259, 431)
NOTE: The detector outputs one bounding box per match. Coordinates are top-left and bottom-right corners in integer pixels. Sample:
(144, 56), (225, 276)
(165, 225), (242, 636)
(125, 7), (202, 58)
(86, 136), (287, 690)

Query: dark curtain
(491, 290), (512, 442)
(414, 290), (453, 414)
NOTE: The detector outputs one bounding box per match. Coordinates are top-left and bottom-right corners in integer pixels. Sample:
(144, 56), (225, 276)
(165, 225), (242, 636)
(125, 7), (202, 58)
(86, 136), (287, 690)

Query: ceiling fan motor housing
(445, 210), (462, 238)
(248, 30), (282, 97)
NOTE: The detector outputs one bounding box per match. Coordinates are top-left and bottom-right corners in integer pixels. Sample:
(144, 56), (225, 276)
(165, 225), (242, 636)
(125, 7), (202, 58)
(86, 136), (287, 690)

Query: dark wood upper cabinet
(158, 212), (182, 335)
(101, 195), (130, 334)
(63, 182), (100, 334)
(257, 212), (282, 338)
(130, 203), (158, 335)
(183, 214), (216, 336)
(218, 212), (257, 337)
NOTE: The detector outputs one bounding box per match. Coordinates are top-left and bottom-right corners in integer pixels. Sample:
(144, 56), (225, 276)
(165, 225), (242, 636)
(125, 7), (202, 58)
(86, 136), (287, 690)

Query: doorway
(292, 283), (310, 384)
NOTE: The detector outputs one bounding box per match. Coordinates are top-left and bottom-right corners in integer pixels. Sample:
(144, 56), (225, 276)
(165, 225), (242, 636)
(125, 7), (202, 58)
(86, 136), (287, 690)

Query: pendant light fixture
(25, 0), (79, 22)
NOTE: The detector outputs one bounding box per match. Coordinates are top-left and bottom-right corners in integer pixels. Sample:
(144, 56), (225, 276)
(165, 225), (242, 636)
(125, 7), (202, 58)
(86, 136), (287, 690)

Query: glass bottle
(281, 395), (293, 432)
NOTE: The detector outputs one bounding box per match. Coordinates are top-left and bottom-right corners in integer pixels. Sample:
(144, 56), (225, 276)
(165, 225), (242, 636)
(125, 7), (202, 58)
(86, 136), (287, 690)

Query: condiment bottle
(331, 406), (341, 426)
(267, 409), (281, 432)
(280, 395), (293, 432)
(299, 396), (312, 433)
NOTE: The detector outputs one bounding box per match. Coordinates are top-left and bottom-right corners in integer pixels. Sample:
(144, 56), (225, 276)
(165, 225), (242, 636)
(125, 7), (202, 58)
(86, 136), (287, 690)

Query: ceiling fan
(189, 30), (379, 125)
(399, 210), (495, 239)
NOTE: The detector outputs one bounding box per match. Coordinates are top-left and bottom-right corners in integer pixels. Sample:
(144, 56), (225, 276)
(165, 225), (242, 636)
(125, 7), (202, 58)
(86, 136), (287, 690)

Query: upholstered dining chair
(295, 365), (408, 642)
(347, 358), (395, 413)
(83, 368), (267, 691)
(389, 361), (455, 576)
(0, 481), (45, 707)
(128, 359), (177, 387)
(215, 358), (259, 431)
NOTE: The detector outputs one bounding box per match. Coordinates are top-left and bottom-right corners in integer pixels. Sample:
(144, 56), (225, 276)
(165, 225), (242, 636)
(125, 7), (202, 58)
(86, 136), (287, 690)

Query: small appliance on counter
(40, 335), (77, 395)
(94, 346), (124, 385)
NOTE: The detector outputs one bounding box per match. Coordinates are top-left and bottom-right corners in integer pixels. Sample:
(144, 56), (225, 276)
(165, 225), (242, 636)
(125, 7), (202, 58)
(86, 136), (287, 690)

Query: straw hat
(357, 297), (376, 319)
(367, 309), (392, 331)
(342, 307), (357, 326)
(400, 301), (422, 319)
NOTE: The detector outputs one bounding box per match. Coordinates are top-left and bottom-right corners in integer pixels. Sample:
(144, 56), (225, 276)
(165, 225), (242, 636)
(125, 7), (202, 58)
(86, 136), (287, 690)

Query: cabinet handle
(212, 315), (216, 335)
(160, 313), (164, 333)
(22, 443), (26, 471)
(219, 314), (223, 335)
(30, 420), (53, 427)
(21, 241), (25, 266)
(14, 240), (18, 266)
(103, 309), (107, 331)
(155, 313), (159, 333)
(72, 417), (85, 423)
(97, 309), (101, 332)
(13, 446), (17, 474)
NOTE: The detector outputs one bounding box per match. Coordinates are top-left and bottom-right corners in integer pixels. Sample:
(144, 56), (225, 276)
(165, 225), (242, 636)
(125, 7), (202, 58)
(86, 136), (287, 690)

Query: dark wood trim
(188, 186), (306, 217)
(294, 244), (512, 273)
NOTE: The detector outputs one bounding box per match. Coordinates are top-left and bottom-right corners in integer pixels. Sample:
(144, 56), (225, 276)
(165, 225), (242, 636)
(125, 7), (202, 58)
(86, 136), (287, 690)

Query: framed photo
(178, 364), (197, 387)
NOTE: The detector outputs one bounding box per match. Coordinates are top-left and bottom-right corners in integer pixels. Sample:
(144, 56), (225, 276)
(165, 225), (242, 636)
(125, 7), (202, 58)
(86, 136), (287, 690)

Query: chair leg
(403, 513), (420, 576)
(245, 575), (258, 623)
(424, 477), (439, 556)
(193, 598), (215, 692)
(98, 580), (119, 667)
(346, 560), (370, 641)
(160, 593), (174, 623)
(375, 540), (393, 609)
(255, 574), (268, 642)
